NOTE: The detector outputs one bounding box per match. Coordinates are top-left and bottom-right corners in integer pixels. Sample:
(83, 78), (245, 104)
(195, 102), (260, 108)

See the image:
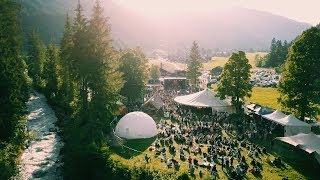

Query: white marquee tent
(263, 110), (286, 120)
(253, 106), (274, 115)
(277, 133), (320, 165)
(115, 112), (158, 139)
(263, 111), (311, 136)
(174, 89), (234, 113)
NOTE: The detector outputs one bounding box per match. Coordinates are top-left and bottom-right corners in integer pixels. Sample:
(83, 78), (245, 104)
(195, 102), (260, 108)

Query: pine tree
(266, 38), (277, 67)
(87, 0), (124, 139)
(60, 14), (75, 109)
(0, 0), (30, 178)
(71, 0), (90, 113)
(44, 44), (61, 102)
(278, 27), (320, 121)
(217, 51), (252, 114)
(265, 38), (290, 68)
(186, 41), (203, 86)
(27, 31), (47, 90)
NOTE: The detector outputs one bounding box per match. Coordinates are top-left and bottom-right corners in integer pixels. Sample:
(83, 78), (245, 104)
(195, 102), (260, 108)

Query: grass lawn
(246, 87), (281, 110)
(203, 52), (267, 71)
(246, 87), (320, 120)
(149, 52), (267, 71)
(211, 85), (281, 111)
(109, 121), (312, 180)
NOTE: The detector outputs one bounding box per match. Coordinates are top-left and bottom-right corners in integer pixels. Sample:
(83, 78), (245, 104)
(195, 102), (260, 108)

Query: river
(18, 92), (63, 180)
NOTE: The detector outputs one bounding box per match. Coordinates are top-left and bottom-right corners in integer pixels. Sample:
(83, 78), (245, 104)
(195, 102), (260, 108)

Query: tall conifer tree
(186, 41), (203, 86)
(0, 0), (30, 178)
(71, 1), (90, 113)
(28, 31), (46, 90)
(44, 44), (61, 102)
(87, 0), (124, 139)
(60, 14), (76, 108)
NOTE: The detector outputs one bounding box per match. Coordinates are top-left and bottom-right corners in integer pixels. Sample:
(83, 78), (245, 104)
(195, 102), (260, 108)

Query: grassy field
(149, 52), (268, 71)
(109, 87), (319, 179)
(203, 52), (267, 71)
(246, 87), (320, 120)
(109, 119), (314, 179)
(246, 87), (281, 110)
(211, 85), (281, 111)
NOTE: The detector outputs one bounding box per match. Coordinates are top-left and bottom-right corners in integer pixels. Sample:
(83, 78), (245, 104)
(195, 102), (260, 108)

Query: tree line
(0, 0), (30, 178)
(26, 1), (151, 178)
(187, 33), (320, 120)
(1, 0), (319, 178)
(1, 0), (150, 178)
(255, 38), (290, 70)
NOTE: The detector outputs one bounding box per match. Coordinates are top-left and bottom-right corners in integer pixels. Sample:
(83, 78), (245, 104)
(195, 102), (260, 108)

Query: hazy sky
(114, 0), (320, 25)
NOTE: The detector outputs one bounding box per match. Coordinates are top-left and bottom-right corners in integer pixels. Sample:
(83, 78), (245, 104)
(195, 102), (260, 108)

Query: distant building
(159, 62), (186, 77)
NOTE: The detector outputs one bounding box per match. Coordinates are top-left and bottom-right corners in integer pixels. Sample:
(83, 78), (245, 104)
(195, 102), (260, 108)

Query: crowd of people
(142, 89), (280, 179)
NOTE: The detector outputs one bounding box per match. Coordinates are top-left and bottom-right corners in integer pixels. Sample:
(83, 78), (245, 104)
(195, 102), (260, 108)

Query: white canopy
(174, 89), (234, 113)
(115, 112), (158, 139)
(263, 111), (311, 136)
(277, 133), (320, 164)
(254, 106), (274, 115)
(262, 110), (287, 121)
(279, 114), (311, 136)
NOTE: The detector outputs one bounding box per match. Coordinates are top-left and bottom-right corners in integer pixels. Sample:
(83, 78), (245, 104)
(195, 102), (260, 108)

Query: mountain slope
(20, 0), (311, 53)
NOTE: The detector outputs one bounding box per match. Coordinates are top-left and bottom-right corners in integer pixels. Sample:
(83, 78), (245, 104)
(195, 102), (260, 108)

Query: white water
(18, 92), (63, 180)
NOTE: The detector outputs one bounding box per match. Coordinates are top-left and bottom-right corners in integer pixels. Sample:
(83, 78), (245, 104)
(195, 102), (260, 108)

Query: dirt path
(18, 92), (63, 180)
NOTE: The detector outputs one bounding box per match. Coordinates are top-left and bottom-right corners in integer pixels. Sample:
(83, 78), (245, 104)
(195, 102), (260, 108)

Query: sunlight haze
(113, 0), (320, 25)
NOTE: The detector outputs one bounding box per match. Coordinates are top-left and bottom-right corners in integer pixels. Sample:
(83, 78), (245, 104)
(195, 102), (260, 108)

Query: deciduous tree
(120, 48), (148, 105)
(278, 27), (320, 121)
(149, 64), (160, 81)
(217, 51), (252, 114)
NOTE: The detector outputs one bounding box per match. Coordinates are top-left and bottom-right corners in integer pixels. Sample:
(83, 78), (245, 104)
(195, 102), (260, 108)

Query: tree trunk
(236, 96), (240, 114)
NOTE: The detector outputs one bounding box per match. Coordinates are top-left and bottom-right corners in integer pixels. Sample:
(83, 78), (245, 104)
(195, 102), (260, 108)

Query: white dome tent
(115, 111), (158, 139)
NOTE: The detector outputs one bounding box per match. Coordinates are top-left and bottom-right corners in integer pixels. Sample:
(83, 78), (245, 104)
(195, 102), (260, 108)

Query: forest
(1, 0), (320, 179)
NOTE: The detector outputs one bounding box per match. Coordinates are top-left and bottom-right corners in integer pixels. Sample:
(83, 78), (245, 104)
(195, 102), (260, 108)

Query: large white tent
(279, 115), (311, 136)
(263, 111), (311, 136)
(115, 112), (158, 139)
(263, 110), (286, 121)
(174, 89), (234, 113)
(277, 133), (320, 165)
(253, 106), (274, 115)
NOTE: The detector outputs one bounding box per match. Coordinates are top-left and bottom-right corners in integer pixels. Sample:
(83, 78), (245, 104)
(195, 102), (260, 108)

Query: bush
(177, 173), (190, 180)
(0, 143), (21, 179)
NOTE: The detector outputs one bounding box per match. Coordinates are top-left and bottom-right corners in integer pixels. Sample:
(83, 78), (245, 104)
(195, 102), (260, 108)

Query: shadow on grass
(110, 136), (157, 159)
(254, 138), (320, 179)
